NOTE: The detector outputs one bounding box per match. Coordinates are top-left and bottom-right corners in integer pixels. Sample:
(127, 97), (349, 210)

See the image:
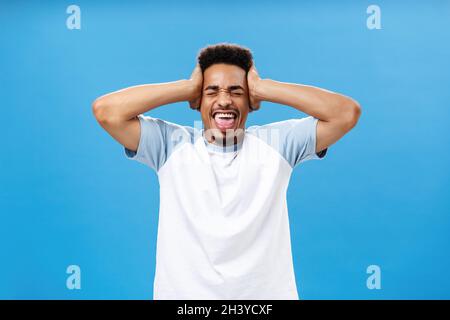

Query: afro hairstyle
(197, 43), (253, 73)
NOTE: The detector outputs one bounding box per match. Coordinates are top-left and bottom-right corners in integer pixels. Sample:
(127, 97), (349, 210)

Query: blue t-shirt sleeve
(124, 114), (188, 172)
(288, 116), (327, 165)
(247, 116), (327, 168)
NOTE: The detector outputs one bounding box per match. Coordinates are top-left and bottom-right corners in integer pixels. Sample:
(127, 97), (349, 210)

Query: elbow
(92, 98), (108, 124)
(92, 97), (120, 125)
(342, 100), (362, 131)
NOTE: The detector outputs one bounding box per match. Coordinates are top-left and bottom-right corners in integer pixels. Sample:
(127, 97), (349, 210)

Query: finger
(191, 63), (201, 77)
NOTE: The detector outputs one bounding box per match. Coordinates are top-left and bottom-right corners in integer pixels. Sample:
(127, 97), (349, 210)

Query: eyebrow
(204, 85), (245, 91)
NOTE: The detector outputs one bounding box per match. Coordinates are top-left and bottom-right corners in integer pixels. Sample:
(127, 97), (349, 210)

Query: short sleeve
(247, 116), (327, 168)
(124, 114), (190, 172)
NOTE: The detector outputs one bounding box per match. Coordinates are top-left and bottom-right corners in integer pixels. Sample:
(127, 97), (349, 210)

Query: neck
(203, 128), (245, 147)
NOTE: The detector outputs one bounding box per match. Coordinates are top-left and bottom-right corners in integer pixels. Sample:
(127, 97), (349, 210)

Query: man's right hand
(188, 64), (203, 110)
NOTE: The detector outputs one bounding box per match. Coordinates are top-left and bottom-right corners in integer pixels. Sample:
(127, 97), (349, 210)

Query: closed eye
(204, 89), (244, 96)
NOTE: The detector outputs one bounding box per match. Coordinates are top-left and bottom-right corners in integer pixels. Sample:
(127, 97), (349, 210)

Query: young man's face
(200, 63), (250, 143)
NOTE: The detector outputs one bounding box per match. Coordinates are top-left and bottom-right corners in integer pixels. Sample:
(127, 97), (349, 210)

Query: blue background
(1, 0), (449, 299)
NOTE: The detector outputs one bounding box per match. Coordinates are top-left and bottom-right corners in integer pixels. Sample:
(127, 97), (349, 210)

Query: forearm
(255, 79), (360, 123)
(93, 79), (195, 123)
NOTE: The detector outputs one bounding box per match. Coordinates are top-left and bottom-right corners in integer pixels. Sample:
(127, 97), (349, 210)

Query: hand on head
(247, 63), (262, 112)
(188, 63), (203, 110)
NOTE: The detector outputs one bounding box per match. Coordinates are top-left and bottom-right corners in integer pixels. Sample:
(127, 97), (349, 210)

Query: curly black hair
(197, 43), (253, 73)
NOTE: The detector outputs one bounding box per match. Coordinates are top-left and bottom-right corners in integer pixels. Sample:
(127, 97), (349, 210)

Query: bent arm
(92, 80), (197, 152)
(254, 79), (361, 153)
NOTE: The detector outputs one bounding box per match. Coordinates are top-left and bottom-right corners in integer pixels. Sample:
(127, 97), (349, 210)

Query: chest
(159, 137), (291, 204)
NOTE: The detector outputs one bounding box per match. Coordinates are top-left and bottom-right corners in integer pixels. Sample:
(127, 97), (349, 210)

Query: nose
(217, 89), (232, 107)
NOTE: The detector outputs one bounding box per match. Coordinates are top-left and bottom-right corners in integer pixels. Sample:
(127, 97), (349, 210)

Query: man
(92, 43), (361, 299)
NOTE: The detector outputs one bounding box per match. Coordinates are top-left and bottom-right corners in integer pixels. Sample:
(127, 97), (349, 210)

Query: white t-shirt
(125, 115), (327, 299)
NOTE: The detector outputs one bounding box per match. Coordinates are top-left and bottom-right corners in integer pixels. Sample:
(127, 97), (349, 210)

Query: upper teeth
(215, 112), (235, 118)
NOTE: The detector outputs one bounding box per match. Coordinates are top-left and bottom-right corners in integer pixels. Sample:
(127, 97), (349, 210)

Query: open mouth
(212, 110), (238, 131)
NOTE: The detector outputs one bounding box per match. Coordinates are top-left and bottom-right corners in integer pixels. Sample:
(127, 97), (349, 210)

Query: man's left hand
(247, 64), (263, 112)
